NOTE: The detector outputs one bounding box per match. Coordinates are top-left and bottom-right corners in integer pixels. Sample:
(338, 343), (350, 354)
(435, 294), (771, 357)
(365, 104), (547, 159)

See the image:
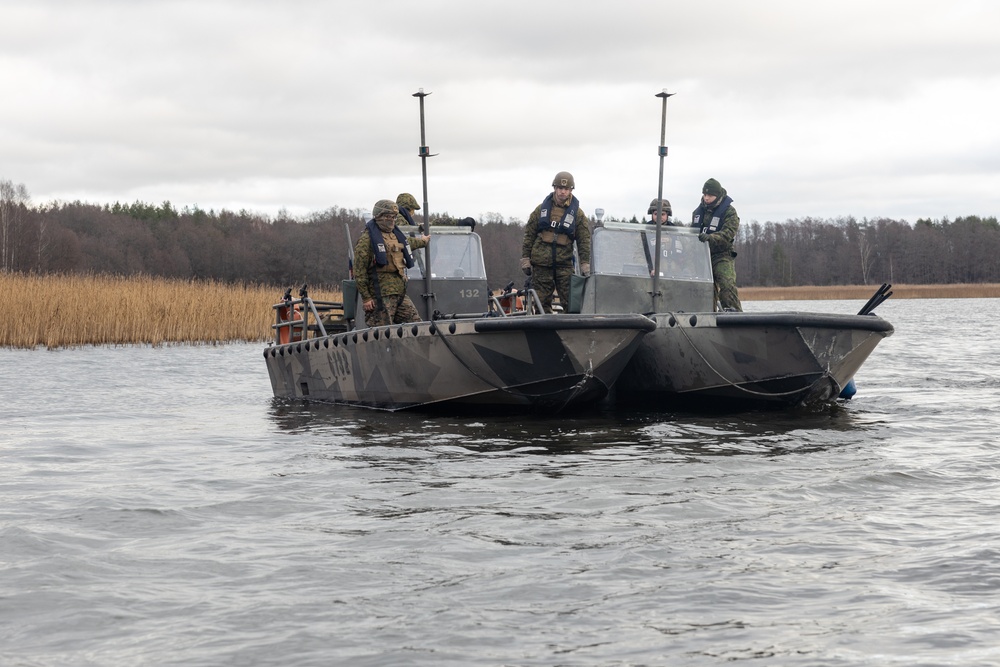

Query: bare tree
(0, 180), (32, 272)
(0, 179), (13, 271)
(853, 220), (877, 286)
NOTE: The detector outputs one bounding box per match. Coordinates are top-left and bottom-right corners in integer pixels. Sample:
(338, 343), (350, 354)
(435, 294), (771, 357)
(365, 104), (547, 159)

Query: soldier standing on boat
(692, 178), (743, 312)
(521, 171), (592, 313)
(354, 199), (430, 327)
(395, 192), (421, 227)
(647, 198), (677, 226)
(645, 197), (690, 275)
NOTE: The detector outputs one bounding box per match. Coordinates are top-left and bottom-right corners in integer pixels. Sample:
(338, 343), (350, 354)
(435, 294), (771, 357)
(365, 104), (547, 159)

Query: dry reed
(3, 273), (998, 349)
(0, 272), (341, 350)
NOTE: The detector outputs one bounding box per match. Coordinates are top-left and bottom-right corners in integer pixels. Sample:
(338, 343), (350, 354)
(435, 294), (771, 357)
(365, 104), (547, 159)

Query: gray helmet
(647, 198), (672, 216)
(552, 171), (575, 189)
(372, 199), (399, 219)
(396, 192), (420, 211)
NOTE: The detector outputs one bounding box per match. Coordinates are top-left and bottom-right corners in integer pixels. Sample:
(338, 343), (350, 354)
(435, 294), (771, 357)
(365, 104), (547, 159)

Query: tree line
(2, 178), (999, 291)
(738, 215), (1000, 286)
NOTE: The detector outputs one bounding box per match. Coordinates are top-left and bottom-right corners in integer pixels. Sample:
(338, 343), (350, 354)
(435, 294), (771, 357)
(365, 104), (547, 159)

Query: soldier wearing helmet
(520, 171), (592, 313)
(354, 199), (430, 327)
(646, 198), (676, 226)
(395, 192), (421, 227)
(644, 196), (694, 276)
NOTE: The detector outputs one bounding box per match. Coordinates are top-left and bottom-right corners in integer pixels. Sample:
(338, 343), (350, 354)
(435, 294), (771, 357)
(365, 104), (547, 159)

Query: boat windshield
(406, 231), (487, 280)
(592, 225), (711, 280)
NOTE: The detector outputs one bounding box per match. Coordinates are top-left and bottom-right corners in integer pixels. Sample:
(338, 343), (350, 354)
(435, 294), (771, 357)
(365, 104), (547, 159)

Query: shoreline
(740, 283), (1000, 300)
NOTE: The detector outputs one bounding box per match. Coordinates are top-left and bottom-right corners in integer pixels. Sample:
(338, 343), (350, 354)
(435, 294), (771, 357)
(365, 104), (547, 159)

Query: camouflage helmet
(647, 198), (672, 216)
(372, 199), (399, 219)
(396, 192), (420, 211)
(552, 171), (575, 189)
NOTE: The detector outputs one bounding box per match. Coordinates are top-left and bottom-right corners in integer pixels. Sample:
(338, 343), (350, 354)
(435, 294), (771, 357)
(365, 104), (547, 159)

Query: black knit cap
(702, 178), (723, 197)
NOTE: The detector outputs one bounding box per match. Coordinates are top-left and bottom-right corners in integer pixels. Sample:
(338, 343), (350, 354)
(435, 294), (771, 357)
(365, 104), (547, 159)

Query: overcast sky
(4, 0), (999, 225)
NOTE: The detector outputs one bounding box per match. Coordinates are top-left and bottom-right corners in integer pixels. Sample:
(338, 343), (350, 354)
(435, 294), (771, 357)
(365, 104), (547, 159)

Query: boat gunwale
(473, 313), (656, 333)
(712, 311), (894, 333)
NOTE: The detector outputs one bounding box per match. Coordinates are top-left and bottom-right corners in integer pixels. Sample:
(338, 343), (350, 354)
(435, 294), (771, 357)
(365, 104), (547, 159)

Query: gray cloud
(3, 0), (999, 223)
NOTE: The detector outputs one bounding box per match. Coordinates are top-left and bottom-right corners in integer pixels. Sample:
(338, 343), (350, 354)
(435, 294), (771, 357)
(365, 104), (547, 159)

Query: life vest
(399, 207), (417, 226)
(692, 195), (734, 233)
(538, 194), (580, 240)
(365, 219), (414, 270)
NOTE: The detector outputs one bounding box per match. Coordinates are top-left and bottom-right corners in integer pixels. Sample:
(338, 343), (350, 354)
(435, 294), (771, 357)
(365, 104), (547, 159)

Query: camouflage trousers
(711, 254), (743, 312)
(531, 264), (573, 313)
(364, 293), (421, 327)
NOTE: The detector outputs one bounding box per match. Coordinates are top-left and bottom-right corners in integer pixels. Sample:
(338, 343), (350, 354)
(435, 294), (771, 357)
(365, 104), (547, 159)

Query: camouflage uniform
(354, 205), (430, 327)
(692, 179), (742, 312)
(395, 192), (421, 228)
(522, 191), (591, 313)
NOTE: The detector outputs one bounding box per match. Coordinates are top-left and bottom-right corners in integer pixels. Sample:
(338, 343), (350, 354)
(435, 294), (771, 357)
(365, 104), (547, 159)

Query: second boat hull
(615, 311), (894, 406)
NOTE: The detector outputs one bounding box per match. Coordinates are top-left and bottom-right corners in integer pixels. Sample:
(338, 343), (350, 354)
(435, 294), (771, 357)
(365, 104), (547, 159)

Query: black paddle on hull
(858, 283), (893, 316)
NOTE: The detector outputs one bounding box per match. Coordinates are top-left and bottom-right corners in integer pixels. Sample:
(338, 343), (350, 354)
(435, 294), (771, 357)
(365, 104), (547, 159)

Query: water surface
(3, 299), (999, 666)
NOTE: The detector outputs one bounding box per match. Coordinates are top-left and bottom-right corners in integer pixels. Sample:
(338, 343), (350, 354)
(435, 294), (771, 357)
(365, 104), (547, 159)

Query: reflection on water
(267, 394), (880, 458)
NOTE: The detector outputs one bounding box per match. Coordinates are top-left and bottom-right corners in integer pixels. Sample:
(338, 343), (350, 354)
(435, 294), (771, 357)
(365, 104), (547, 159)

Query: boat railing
(273, 283), (548, 342)
(272, 296), (347, 345)
(486, 284), (544, 317)
(526, 289), (545, 314)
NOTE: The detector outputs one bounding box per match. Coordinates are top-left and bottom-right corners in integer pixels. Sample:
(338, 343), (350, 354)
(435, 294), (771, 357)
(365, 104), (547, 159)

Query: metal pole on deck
(413, 88), (437, 317)
(653, 89), (674, 313)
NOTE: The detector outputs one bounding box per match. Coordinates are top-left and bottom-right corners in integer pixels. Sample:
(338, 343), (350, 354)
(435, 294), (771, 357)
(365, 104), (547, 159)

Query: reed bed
(740, 283), (1000, 301)
(3, 273), (998, 349)
(0, 272), (341, 350)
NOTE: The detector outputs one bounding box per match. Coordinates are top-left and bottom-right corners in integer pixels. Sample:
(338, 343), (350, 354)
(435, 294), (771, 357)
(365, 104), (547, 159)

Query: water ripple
(4, 302), (1000, 665)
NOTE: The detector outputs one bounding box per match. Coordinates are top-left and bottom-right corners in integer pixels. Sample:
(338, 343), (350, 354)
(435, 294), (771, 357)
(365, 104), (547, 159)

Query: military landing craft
(263, 223), (655, 411)
(571, 219), (894, 407)
(567, 88), (895, 408)
(266, 87), (893, 412)
(264, 85), (662, 412)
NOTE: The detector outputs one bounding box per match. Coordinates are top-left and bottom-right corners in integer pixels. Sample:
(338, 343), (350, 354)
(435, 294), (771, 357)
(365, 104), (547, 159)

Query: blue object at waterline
(839, 378), (858, 399)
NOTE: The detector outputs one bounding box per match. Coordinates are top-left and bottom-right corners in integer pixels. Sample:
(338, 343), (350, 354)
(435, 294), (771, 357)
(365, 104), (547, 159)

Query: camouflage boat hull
(615, 311), (894, 406)
(581, 221), (895, 407)
(264, 313), (655, 411)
